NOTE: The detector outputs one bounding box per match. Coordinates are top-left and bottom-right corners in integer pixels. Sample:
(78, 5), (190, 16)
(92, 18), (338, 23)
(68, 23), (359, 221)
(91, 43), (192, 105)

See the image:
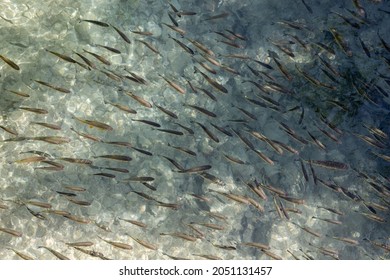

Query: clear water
(0, 0), (389, 260)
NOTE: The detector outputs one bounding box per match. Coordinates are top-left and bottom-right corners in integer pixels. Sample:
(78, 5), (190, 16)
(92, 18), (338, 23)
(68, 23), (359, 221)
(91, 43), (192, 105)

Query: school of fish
(0, 0), (389, 260)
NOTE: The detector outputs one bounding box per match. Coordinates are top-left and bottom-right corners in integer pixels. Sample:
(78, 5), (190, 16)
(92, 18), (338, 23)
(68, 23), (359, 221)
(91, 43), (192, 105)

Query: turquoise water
(0, 0), (389, 260)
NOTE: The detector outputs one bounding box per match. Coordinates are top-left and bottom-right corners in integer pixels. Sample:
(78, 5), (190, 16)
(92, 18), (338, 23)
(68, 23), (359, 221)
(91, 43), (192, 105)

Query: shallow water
(0, 0), (389, 260)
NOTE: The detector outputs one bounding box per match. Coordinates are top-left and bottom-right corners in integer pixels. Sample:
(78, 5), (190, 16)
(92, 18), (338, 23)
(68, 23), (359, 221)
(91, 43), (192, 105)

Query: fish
(19, 107), (48, 114)
(213, 31), (235, 41)
(17, 199), (51, 209)
(0, 55), (20, 70)
(30, 122), (62, 130)
(6, 89), (30, 98)
(278, 195), (305, 205)
(291, 222), (322, 238)
(0, 15), (13, 24)
(328, 235), (359, 246)
(0, 227), (23, 237)
(249, 131), (283, 154)
(186, 38), (215, 56)
(7, 248), (34, 260)
(174, 122), (194, 135)
(287, 249), (300, 260)
(168, 34), (194, 55)
(155, 128), (184, 135)
(307, 131), (326, 150)
(136, 39), (160, 55)
(99, 69), (122, 82)
(56, 190), (77, 197)
(34, 79), (71, 94)
(153, 102), (178, 119)
(276, 20), (308, 30)
(190, 222), (225, 230)
(70, 127), (102, 142)
(124, 70), (148, 85)
(312, 42), (336, 56)
(298, 159), (309, 182)
(83, 49), (111, 65)
(212, 244), (236, 251)
(372, 152), (390, 162)
(167, 143), (197, 156)
(111, 25), (131, 44)
(363, 124), (388, 139)
(210, 189), (250, 204)
(0, 125), (18, 135)
(245, 180), (268, 201)
(329, 28), (353, 57)
(155, 201), (181, 210)
(352, 0), (366, 18)
(95, 44), (121, 54)
(194, 66), (228, 93)
(267, 38), (295, 58)
(185, 104), (217, 117)
(162, 23), (186, 35)
(104, 100), (137, 114)
(132, 147), (153, 156)
(72, 115), (113, 131)
(253, 149), (274, 165)
(358, 212), (386, 223)
(176, 11), (197, 16)
(98, 236), (133, 250)
(195, 86), (217, 101)
(80, 19), (109, 27)
(58, 157), (92, 165)
(223, 154), (245, 165)
(73, 51), (96, 69)
(127, 235), (158, 250)
(272, 57), (292, 81)
(94, 155), (132, 161)
(308, 160), (348, 170)
(132, 119), (161, 127)
(45, 49), (77, 63)
(93, 173), (116, 178)
(62, 213), (92, 224)
(331, 11), (360, 29)
(301, 0), (313, 13)
(231, 128), (256, 150)
(177, 165), (212, 173)
(261, 249), (283, 260)
(64, 186), (86, 192)
(38, 246), (69, 260)
(204, 12), (229, 21)
(32, 136), (71, 144)
(130, 30), (153, 36)
(194, 122), (220, 143)
(123, 91), (152, 108)
(118, 218), (147, 228)
(236, 106), (258, 121)
(317, 205), (344, 216)
(73, 247), (110, 260)
(209, 122), (233, 137)
(65, 197), (92, 206)
(14, 156), (46, 164)
(125, 176), (155, 182)
(377, 32), (390, 53)
(312, 216), (342, 225)
(161, 156), (185, 171)
(158, 74), (186, 94)
(217, 39), (243, 49)
(295, 66), (336, 90)
(225, 29), (247, 41)
(65, 241), (94, 247)
(160, 232), (198, 242)
(308, 243), (339, 259)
